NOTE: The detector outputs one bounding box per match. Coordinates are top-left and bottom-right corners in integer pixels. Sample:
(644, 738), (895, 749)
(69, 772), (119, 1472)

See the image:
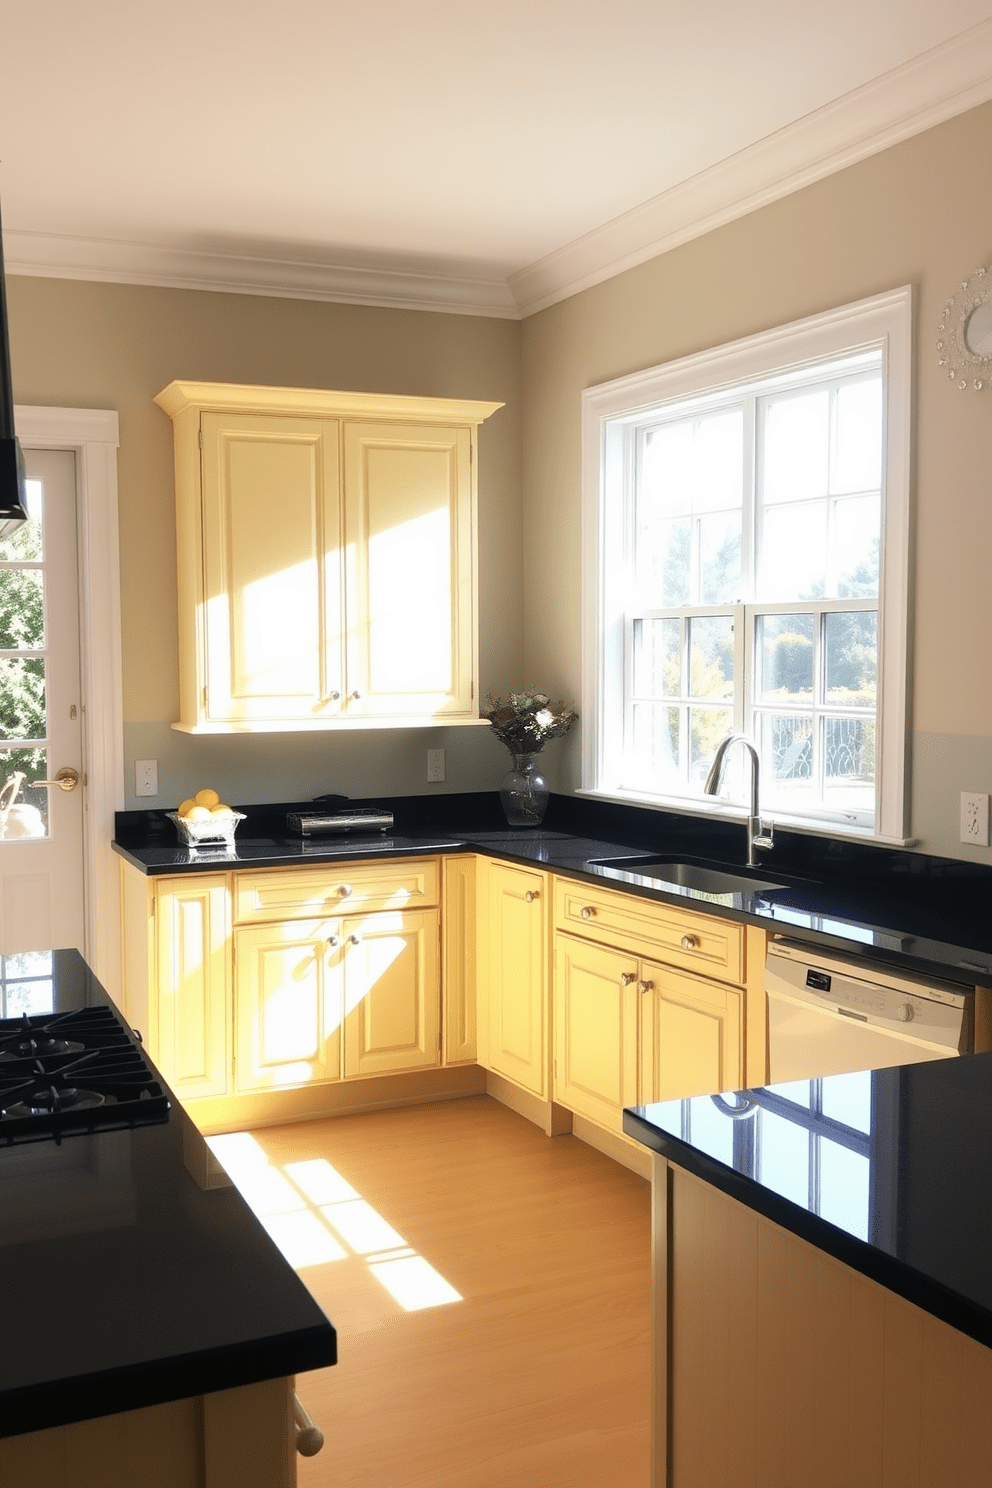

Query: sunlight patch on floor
(206, 1133), (462, 1311)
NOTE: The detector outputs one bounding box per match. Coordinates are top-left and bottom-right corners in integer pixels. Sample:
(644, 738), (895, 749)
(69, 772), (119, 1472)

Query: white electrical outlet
(135, 759), (158, 797)
(427, 748), (445, 783)
(960, 791), (990, 845)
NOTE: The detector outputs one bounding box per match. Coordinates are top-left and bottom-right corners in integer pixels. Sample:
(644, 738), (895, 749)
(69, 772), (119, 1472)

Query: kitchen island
(624, 1056), (992, 1488)
(0, 949), (336, 1487)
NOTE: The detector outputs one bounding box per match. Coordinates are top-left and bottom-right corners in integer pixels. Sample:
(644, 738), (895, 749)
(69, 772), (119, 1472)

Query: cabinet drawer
(554, 877), (744, 985)
(234, 858), (440, 924)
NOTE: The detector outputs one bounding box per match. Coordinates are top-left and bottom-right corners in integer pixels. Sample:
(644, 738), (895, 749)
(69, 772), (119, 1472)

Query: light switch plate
(135, 759), (158, 797)
(960, 791), (990, 845)
(427, 748), (445, 783)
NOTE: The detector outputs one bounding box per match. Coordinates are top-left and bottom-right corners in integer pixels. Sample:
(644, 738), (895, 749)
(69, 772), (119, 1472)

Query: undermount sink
(586, 855), (785, 897)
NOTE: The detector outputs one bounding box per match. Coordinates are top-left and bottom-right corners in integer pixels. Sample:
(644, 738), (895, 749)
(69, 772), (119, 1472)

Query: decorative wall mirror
(936, 262), (991, 391)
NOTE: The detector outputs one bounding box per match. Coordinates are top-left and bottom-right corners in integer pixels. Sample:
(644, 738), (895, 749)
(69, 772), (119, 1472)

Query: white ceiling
(2, 1), (991, 317)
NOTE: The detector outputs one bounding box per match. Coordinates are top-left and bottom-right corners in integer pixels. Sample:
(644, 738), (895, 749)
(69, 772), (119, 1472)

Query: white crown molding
(5, 230), (519, 320)
(3, 21), (990, 322)
(510, 20), (992, 317)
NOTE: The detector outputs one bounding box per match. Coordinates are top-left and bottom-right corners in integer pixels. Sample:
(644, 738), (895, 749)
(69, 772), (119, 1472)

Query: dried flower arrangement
(481, 689), (578, 756)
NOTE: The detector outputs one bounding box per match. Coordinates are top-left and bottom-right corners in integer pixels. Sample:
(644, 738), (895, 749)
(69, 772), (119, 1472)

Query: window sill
(574, 786), (916, 849)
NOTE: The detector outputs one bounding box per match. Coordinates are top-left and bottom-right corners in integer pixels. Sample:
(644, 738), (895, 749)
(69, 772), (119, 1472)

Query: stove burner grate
(0, 1005), (169, 1145)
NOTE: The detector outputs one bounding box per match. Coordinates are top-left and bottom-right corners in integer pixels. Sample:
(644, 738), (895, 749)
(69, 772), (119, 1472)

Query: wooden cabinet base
(184, 1063), (487, 1135)
(651, 1156), (992, 1488)
(0, 1378), (297, 1488)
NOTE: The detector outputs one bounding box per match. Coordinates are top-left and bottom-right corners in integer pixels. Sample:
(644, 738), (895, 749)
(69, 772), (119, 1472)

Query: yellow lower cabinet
(234, 920), (343, 1092)
(485, 861), (549, 1098)
(154, 876), (231, 1101)
(639, 959), (743, 1104)
(554, 933), (639, 1132)
(342, 908), (440, 1077)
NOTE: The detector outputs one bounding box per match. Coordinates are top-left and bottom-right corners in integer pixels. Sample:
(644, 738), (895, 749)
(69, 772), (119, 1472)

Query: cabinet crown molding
(154, 380), (504, 427)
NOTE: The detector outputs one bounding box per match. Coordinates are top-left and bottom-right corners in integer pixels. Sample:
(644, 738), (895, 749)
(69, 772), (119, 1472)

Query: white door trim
(14, 405), (123, 998)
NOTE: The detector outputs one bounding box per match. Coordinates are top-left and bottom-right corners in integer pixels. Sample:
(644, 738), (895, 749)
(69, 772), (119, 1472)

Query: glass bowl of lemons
(168, 790), (245, 847)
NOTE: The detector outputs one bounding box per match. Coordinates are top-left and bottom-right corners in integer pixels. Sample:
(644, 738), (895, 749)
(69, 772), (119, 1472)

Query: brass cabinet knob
(638, 979), (654, 994)
(620, 972), (636, 986)
(680, 934), (699, 951)
(349, 933), (362, 946)
(525, 889), (539, 903)
(339, 884), (353, 897)
(580, 906), (595, 920)
(325, 935), (339, 948)
(350, 690), (362, 700)
(328, 690), (341, 701)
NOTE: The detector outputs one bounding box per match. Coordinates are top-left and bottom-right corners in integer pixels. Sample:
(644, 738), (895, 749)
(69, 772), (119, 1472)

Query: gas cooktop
(0, 1005), (170, 1145)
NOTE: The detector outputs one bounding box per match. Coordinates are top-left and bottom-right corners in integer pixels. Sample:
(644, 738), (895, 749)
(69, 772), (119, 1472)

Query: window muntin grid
(622, 355), (882, 826)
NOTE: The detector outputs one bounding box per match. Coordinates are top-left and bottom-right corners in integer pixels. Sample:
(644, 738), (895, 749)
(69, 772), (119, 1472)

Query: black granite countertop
(624, 1052), (992, 1349)
(113, 792), (992, 985)
(0, 950), (337, 1439)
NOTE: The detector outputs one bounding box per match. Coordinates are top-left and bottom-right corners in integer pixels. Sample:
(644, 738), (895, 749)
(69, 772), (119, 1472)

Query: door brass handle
(525, 890), (539, 903)
(580, 906), (595, 920)
(680, 934), (699, 951)
(37, 767), (80, 792)
(338, 884), (353, 897)
(348, 933), (362, 946)
(325, 935), (339, 948)
(620, 972), (636, 986)
(638, 979), (654, 994)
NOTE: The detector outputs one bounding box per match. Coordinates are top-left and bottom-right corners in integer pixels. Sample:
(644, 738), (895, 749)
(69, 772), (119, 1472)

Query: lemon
(194, 788), (220, 808)
(177, 798), (196, 818)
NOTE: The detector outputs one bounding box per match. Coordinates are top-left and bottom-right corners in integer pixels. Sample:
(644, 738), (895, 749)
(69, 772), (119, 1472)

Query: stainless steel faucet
(703, 733), (774, 868)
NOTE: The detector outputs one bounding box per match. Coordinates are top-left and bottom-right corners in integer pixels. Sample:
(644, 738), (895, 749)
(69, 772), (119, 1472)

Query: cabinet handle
(525, 889), (539, 903)
(293, 1393), (324, 1457)
(328, 690), (341, 701)
(680, 934), (700, 951)
(349, 933), (362, 946)
(350, 690), (362, 700)
(339, 884), (353, 897)
(620, 972), (636, 986)
(580, 906), (596, 920)
(325, 935), (339, 948)
(638, 979), (654, 994)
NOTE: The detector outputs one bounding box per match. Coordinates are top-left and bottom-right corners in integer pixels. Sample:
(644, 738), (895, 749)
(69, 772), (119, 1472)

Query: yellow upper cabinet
(154, 382), (503, 732)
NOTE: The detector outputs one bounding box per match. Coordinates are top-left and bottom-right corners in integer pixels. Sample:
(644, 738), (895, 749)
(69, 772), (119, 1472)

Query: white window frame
(580, 287), (913, 844)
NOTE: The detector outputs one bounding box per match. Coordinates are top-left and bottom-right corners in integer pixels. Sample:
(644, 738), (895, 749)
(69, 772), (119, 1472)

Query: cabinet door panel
(343, 909), (440, 1077)
(486, 863), (548, 1098)
(235, 921), (342, 1091)
(555, 935), (639, 1131)
(155, 876), (231, 1100)
(200, 412), (342, 722)
(640, 961), (743, 1104)
(342, 422), (474, 717)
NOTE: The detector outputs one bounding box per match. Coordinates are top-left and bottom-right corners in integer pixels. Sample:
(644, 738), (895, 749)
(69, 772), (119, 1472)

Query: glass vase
(499, 752), (549, 828)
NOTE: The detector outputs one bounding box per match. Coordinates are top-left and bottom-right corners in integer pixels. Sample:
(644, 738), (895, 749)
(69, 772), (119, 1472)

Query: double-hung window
(582, 289), (911, 840)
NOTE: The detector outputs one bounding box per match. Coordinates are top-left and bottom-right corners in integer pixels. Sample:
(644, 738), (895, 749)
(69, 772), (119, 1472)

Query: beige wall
(6, 100), (992, 856)
(6, 278), (523, 805)
(520, 101), (992, 860)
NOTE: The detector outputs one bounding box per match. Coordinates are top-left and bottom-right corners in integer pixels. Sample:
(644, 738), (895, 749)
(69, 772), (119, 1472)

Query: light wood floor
(249, 1096), (651, 1488)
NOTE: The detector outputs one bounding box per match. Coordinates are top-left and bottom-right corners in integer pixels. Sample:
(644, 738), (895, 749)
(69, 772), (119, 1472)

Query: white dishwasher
(765, 937), (974, 1083)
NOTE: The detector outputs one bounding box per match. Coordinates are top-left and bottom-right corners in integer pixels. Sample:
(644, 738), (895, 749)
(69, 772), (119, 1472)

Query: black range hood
(0, 189), (28, 534)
